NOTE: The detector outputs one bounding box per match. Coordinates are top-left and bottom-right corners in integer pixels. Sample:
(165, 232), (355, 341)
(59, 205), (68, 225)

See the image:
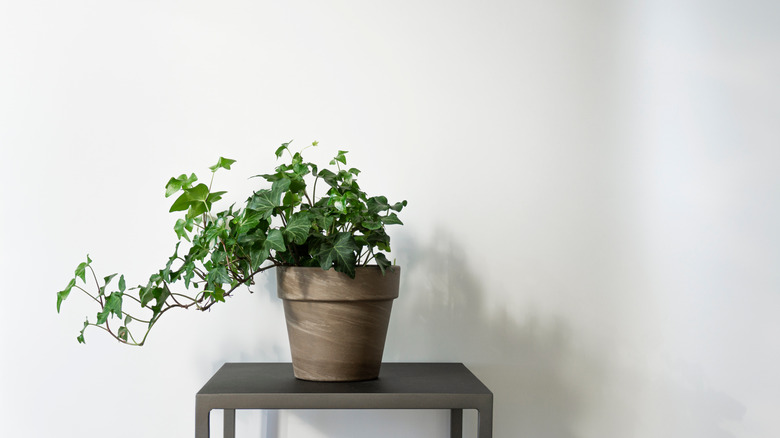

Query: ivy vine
(56, 141), (406, 346)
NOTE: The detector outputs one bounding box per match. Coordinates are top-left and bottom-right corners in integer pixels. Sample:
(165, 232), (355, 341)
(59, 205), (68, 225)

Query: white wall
(1, 1), (778, 437)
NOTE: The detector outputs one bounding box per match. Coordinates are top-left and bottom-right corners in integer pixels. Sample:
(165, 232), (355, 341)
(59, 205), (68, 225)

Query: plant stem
(169, 292), (199, 302)
(88, 266), (103, 304)
(122, 312), (151, 324)
(75, 285), (102, 306)
(90, 323), (141, 346)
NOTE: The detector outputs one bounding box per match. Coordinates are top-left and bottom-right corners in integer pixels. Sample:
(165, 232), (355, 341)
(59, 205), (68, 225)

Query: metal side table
(195, 362), (493, 438)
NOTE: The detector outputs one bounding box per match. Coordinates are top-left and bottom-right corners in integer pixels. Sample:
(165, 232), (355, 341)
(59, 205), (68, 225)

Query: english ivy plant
(56, 141), (406, 346)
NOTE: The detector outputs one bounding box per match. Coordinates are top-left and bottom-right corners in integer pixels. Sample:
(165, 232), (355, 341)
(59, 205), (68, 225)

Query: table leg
(195, 404), (210, 438)
(224, 409), (236, 438)
(477, 406), (493, 438)
(450, 409), (463, 438)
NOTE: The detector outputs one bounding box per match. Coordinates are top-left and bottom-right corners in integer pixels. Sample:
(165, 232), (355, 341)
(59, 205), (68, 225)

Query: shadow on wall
(386, 228), (587, 438)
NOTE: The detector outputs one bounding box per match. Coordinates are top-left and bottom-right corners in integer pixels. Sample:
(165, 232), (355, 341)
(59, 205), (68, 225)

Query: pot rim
(276, 265), (401, 302)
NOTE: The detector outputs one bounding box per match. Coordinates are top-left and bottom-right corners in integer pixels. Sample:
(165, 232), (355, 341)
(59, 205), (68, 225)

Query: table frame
(195, 362), (493, 438)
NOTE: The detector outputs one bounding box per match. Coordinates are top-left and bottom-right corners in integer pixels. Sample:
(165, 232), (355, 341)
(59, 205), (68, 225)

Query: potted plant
(56, 141), (407, 381)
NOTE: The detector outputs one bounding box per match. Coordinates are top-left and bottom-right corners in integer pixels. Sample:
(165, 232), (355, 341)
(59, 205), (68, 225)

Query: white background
(2, 1), (779, 437)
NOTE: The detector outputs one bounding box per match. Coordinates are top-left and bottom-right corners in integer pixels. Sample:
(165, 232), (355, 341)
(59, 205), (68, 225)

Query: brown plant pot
(276, 265), (401, 382)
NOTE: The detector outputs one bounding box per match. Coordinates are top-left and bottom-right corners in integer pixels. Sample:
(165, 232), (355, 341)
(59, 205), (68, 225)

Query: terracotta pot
(276, 266), (401, 381)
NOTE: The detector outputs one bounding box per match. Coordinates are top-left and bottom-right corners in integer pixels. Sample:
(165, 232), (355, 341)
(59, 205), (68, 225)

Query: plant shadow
(278, 227), (590, 438)
(386, 228), (586, 438)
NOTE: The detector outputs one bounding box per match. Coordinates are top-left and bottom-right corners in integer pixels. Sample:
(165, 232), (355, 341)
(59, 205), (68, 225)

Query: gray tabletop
(195, 362), (493, 437)
(197, 362), (491, 398)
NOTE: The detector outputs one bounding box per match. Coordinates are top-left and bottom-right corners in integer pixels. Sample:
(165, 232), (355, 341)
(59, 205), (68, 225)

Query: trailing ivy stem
(104, 318), (115, 340)
(124, 294), (142, 305)
(168, 289), (184, 307)
(192, 267), (207, 281)
(75, 285), (102, 307)
(122, 312), (151, 324)
(169, 292), (199, 303)
(90, 323), (141, 346)
(200, 262), (280, 311)
(126, 329), (140, 345)
(88, 265), (103, 304)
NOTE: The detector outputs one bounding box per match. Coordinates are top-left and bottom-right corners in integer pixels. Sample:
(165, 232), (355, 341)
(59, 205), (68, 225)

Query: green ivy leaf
(103, 273), (117, 287)
(210, 284), (226, 302)
(275, 141), (292, 158)
(183, 261), (196, 288)
(237, 229), (266, 246)
(272, 177), (292, 197)
(207, 190), (227, 204)
(162, 243), (181, 282)
(282, 191), (301, 209)
(117, 326), (128, 341)
(316, 232), (358, 278)
(165, 173), (197, 198)
(169, 191), (192, 212)
(380, 213), (404, 226)
(249, 243), (271, 271)
(74, 257), (90, 283)
(330, 150), (348, 166)
(283, 212), (312, 245)
(209, 157), (236, 172)
(365, 228), (391, 251)
(139, 285), (155, 307)
(207, 266), (231, 285)
(247, 179), (290, 219)
(317, 169), (338, 188)
(186, 201), (209, 220)
(96, 308), (110, 325)
(169, 183), (209, 213)
(174, 218), (192, 241)
(186, 183), (209, 202)
(264, 229), (286, 252)
(361, 220), (382, 230)
(118, 275), (126, 292)
(390, 200), (408, 212)
(56, 278), (76, 313)
(105, 292), (123, 319)
(151, 286), (170, 315)
(374, 252), (392, 275)
(235, 210), (264, 235)
(77, 318), (89, 344)
(366, 196), (390, 214)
